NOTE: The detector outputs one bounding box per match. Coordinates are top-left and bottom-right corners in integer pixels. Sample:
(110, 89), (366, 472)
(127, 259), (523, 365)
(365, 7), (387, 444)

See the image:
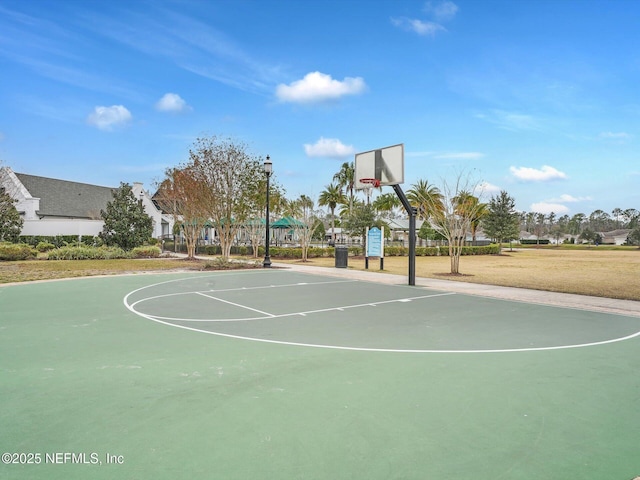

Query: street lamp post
(263, 155), (272, 268)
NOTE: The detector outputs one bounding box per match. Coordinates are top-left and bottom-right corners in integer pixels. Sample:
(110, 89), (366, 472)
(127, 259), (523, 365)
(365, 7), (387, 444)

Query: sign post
(367, 226), (384, 270)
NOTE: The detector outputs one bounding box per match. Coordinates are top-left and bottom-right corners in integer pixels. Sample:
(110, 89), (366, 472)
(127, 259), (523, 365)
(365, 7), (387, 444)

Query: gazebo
(270, 216), (304, 246)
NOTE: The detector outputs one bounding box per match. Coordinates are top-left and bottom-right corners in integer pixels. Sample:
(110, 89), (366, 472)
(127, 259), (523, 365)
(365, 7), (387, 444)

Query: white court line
(131, 291), (457, 323)
(195, 292), (276, 317)
(128, 279), (357, 309)
(124, 305), (640, 354)
(123, 271), (640, 354)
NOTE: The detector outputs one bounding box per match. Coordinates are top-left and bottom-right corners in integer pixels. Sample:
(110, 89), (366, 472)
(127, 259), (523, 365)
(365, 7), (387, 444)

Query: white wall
(21, 219), (104, 238)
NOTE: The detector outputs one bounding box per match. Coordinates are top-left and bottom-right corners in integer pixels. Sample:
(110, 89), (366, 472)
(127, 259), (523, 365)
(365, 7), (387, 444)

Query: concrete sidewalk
(272, 261), (640, 318)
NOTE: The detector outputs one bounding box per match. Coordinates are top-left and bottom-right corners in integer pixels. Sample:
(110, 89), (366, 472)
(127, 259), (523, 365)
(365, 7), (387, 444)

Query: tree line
(2, 141), (639, 266)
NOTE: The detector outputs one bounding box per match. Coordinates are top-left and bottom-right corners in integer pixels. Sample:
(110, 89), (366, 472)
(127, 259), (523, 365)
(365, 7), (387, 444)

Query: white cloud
(276, 72), (366, 104)
(392, 1), (457, 36)
(476, 110), (540, 131)
(548, 194), (592, 203)
(530, 202), (570, 215)
(155, 93), (191, 113)
(405, 151), (436, 157)
(86, 105), (132, 131)
(510, 165), (567, 182)
(478, 182), (501, 194)
(598, 132), (631, 140)
(390, 18), (445, 36)
(304, 137), (356, 158)
(598, 131), (632, 142)
(434, 152), (484, 160)
(424, 1), (459, 21)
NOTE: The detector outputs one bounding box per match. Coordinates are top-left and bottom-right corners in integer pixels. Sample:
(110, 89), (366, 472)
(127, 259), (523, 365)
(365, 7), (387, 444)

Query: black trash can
(335, 245), (348, 268)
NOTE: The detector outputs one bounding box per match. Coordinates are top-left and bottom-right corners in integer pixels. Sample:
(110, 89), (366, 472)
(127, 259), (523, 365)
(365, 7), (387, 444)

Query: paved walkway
(272, 261), (640, 318)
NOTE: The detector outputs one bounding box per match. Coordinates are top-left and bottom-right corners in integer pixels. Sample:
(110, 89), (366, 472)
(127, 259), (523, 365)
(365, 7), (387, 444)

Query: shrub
(384, 246), (407, 256)
(47, 245), (130, 260)
(0, 243), (36, 261)
(520, 239), (550, 245)
(202, 257), (261, 270)
(415, 247), (440, 256)
(36, 241), (56, 252)
(20, 235), (101, 247)
(131, 246), (161, 258)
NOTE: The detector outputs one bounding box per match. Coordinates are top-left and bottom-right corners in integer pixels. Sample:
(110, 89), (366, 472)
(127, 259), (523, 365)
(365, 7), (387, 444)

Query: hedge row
(47, 245), (129, 260)
(19, 235), (99, 247)
(188, 244), (500, 258)
(384, 245), (501, 256)
(46, 245), (161, 260)
(199, 245), (358, 258)
(20, 236), (160, 248)
(520, 239), (551, 245)
(0, 243), (36, 261)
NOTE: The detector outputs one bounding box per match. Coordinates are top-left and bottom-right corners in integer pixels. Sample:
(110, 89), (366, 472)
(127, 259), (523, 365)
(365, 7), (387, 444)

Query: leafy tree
(188, 136), (265, 258)
(578, 228), (602, 245)
(418, 221), (446, 242)
(588, 209), (611, 232)
(100, 183), (153, 250)
(344, 202), (377, 254)
(533, 212), (547, 244)
(313, 221), (326, 241)
(318, 183), (345, 243)
(624, 209), (639, 229)
(627, 228), (640, 247)
(482, 191), (520, 253)
(567, 213), (586, 236)
(155, 167), (208, 258)
(0, 187), (23, 242)
(612, 207), (623, 228)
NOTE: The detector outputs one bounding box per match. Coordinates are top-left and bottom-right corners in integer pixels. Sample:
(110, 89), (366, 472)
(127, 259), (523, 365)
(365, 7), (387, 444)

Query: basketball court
(2, 145), (639, 479)
(2, 267), (640, 479)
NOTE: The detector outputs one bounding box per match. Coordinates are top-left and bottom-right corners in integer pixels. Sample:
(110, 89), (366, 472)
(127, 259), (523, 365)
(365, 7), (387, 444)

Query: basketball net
(359, 178), (380, 205)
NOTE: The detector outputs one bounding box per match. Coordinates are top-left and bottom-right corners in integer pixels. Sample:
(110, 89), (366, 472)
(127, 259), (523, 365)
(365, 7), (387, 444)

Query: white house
(600, 229), (632, 245)
(0, 167), (173, 240)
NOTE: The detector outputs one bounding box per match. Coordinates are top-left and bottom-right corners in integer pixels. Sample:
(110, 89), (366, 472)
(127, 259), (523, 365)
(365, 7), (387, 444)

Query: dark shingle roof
(15, 173), (116, 219)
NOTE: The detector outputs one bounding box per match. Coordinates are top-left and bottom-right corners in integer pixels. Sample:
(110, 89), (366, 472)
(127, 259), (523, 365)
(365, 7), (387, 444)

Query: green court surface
(1, 269), (640, 479)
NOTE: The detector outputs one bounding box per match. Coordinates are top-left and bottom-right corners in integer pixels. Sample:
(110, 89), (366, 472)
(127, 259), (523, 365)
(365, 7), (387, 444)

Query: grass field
(1, 248), (638, 301)
(279, 248), (640, 301)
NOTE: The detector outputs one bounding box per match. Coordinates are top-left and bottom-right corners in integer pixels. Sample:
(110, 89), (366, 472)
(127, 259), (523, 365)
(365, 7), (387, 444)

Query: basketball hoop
(359, 178), (380, 205)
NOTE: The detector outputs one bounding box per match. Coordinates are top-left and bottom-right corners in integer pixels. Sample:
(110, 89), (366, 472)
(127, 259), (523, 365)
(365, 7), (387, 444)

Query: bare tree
(289, 194), (321, 262)
(426, 172), (485, 274)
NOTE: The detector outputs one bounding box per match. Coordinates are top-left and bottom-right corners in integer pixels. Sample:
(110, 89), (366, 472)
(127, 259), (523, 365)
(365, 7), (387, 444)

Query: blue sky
(1, 0), (639, 217)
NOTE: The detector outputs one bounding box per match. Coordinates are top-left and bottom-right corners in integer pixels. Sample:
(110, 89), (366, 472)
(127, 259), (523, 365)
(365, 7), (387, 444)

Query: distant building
(0, 167), (173, 239)
(600, 229), (632, 245)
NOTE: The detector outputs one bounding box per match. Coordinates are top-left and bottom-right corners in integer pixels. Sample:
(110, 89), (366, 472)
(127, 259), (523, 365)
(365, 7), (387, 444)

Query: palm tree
(453, 192), (487, 245)
(333, 162), (355, 214)
(372, 192), (401, 218)
(407, 179), (444, 220)
(318, 183), (345, 243)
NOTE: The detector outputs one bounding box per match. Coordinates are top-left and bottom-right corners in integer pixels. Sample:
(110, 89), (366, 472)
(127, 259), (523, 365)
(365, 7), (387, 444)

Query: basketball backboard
(354, 143), (404, 190)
